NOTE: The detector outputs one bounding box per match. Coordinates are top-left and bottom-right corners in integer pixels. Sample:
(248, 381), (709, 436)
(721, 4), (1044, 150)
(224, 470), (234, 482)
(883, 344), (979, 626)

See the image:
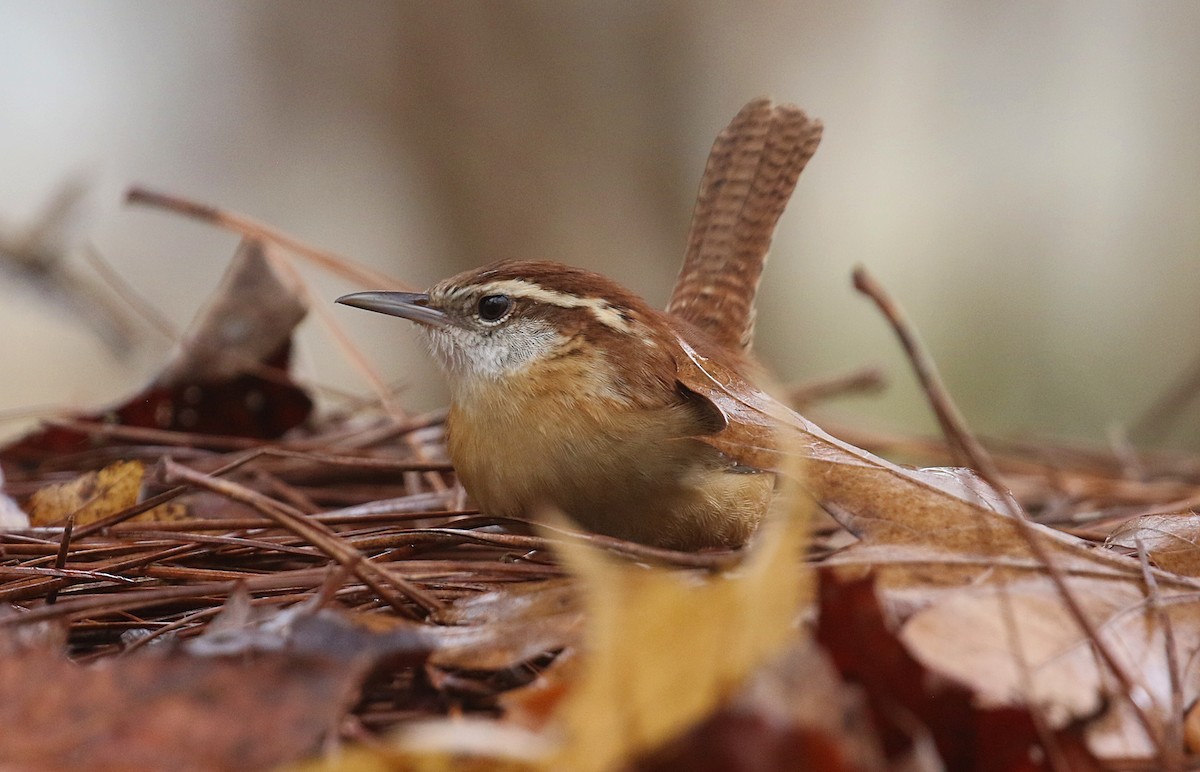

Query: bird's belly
(446, 402), (772, 549)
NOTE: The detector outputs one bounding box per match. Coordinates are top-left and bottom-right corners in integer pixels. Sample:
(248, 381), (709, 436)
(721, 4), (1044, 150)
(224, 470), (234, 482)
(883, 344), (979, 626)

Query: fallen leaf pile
(1, 200), (1198, 771)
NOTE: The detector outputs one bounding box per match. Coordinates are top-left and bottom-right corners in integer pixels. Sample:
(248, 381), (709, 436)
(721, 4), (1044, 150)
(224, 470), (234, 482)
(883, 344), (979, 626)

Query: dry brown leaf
(817, 573), (1106, 771)
(158, 238), (306, 386)
(1108, 513), (1200, 577)
(0, 636), (365, 771)
(895, 578), (1186, 759)
(807, 433), (1200, 758)
(427, 579), (581, 672)
(825, 526), (1198, 758)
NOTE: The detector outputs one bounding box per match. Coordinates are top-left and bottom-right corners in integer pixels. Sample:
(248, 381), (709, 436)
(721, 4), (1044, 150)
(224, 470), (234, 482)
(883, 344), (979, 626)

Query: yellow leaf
(28, 459), (145, 526)
(547, 502), (809, 772)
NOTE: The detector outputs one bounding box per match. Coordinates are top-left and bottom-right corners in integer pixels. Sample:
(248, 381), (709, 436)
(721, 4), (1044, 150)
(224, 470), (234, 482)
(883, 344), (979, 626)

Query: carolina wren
(339, 99), (822, 550)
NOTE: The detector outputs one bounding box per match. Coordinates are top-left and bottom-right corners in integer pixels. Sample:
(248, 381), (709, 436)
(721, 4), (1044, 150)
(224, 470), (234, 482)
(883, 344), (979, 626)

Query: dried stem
(788, 365), (886, 408)
(1129, 353), (1200, 446)
(44, 514), (74, 605)
(81, 242), (181, 343)
(852, 264), (1170, 761)
(852, 267), (990, 472)
(126, 186), (412, 292)
(1135, 536), (1185, 770)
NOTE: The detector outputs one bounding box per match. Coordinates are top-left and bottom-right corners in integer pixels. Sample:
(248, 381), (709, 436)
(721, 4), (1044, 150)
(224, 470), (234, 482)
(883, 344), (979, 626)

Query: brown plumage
(667, 99), (822, 352)
(337, 99), (820, 549)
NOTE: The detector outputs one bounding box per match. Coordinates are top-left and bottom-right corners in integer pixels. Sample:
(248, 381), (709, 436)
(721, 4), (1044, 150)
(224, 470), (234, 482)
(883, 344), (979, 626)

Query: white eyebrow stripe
(466, 279), (636, 333)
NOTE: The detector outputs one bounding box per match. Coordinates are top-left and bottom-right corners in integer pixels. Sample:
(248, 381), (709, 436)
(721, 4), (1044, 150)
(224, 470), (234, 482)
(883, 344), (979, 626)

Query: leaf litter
(0, 190), (1196, 770)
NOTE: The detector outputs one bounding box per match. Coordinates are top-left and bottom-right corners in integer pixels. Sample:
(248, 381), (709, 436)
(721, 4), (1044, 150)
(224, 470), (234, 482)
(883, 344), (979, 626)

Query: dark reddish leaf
(112, 341), (311, 439)
(0, 643), (362, 771)
(0, 343), (311, 469)
(817, 571), (1103, 772)
(1, 240), (312, 471)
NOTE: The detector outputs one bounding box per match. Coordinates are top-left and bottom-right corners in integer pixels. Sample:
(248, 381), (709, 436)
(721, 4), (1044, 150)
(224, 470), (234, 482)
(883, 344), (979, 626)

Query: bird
(338, 98), (822, 550)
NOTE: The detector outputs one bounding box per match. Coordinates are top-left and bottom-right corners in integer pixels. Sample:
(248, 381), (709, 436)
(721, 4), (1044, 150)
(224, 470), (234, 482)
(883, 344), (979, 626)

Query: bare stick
(126, 185), (413, 292)
(852, 267), (989, 470)
(789, 365), (886, 407)
(853, 264), (1169, 760)
(0, 543), (203, 605)
(1129, 354), (1200, 445)
(81, 242), (181, 343)
(1136, 536), (1185, 771)
(44, 514), (74, 605)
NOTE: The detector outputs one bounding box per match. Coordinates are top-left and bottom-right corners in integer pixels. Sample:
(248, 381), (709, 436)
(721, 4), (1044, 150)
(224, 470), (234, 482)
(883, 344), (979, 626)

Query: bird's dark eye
(477, 294), (512, 322)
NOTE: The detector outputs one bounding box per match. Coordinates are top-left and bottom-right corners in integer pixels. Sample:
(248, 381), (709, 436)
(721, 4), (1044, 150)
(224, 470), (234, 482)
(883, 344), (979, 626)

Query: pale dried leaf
(1108, 513), (1200, 577)
(428, 579), (581, 671)
(899, 578), (1199, 759)
(26, 459), (184, 526)
(158, 238), (306, 385)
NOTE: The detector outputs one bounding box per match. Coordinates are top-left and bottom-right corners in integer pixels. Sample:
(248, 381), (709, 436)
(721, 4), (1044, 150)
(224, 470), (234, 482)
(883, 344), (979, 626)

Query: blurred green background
(1, 2), (1198, 448)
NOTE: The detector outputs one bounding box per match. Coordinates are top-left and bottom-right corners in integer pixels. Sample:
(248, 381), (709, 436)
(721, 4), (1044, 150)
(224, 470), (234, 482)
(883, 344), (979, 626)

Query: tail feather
(667, 99), (822, 352)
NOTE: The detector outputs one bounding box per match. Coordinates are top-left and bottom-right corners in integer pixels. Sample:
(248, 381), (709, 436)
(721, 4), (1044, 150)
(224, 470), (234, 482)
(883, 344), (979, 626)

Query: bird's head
(337, 261), (675, 399)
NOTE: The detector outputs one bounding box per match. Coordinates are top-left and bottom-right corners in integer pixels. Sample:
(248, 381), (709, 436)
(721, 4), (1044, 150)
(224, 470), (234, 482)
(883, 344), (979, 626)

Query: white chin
(424, 323), (563, 380)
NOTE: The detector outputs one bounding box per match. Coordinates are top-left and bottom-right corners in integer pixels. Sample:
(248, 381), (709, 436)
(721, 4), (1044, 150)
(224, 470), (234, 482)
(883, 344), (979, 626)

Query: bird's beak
(335, 291), (450, 329)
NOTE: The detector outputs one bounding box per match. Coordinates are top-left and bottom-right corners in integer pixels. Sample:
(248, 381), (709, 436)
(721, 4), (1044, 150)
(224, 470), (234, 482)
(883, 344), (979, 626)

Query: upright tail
(666, 98), (822, 352)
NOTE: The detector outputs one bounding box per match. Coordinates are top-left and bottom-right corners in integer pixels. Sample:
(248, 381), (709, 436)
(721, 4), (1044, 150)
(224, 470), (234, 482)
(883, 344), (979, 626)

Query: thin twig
(853, 264), (1169, 761)
(81, 242), (181, 343)
(788, 365), (886, 407)
(1135, 536), (1184, 771)
(125, 186), (412, 292)
(852, 267), (990, 470)
(0, 544), (204, 604)
(45, 514), (75, 605)
(1129, 353), (1200, 445)
(0, 565), (135, 584)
